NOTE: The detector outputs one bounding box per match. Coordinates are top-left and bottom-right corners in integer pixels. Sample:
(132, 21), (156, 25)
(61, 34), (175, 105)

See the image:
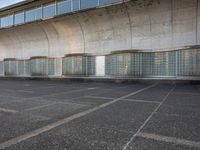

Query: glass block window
(25, 7), (42, 22)
(81, 0), (98, 9)
(57, 0), (72, 15)
(30, 58), (47, 76)
(14, 11), (24, 25)
(72, 0), (80, 11)
(43, 3), (56, 18)
(0, 15), (13, 27)
(48, 58), (55, 75)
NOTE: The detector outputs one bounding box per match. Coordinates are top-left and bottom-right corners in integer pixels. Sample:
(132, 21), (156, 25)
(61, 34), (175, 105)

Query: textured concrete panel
(0, 0), (200, 60)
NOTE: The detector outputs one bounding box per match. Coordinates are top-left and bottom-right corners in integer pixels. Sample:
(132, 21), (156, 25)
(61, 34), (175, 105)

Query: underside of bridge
(0, 0), (200, 79)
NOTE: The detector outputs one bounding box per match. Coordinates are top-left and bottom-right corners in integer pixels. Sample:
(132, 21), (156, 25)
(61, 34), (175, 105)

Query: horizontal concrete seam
(115, 85), (135, 89)
(40, 96), (91, 107)
(29, 114), (51, 121)
(122, 84), (176, 150)
(138, 132), (200, 148)
(4, 89), (20, 92)
(91, 125), (133, 134)
(31, 88), (91, 99)
(16, 90), (34, 94)
(121, 99), (160, 104)
(20, 85), (57, 91)
(172, 91), (200, 96)
(157, 112), (200, 119)
(2, 91), (98, 113)
(0, 89), (91, 106)
(41, 95), (83, 101)
(22, 102), (58, 112)
(0, 108), (18, 114)
(0, 83), (156, 149)
(0, 88), (84, 100)
(23, 95), (93, 112)
(0, 95), (23, 100)
(57, 102), (90, 107)
(87, 87), (97, 90)
(0, 99), (25, 105)
(84, 95), (115, 100)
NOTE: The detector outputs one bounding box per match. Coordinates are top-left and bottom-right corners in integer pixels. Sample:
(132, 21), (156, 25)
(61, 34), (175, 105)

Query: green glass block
(62, 55), (95, 76)
(0, 61), (4, 75)
(30, 58), (47, 76)
(25, 60), (30, 76)
(4, 59), (17, 76)
(48, 58), (55, 75)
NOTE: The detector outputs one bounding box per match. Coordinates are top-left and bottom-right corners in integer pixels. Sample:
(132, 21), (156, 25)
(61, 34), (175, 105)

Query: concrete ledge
(0, 76), (200, 84)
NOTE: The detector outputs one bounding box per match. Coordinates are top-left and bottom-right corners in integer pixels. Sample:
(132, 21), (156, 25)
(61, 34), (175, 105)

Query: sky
(0, 0), (25, 9)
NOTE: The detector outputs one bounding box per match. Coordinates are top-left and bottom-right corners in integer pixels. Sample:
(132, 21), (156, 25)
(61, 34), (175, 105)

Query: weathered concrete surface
(0, 0), (200, 60)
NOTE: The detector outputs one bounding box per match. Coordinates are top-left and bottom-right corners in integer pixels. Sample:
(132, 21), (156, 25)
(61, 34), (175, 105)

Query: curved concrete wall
(0, 0), (200, 60)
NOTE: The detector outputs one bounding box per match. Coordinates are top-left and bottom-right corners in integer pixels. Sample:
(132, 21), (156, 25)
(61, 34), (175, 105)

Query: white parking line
(138, 132), (200, 148)
(0, 108), (18, 114)
(0, 83), (156, 149)
(122, 84), (176, 150)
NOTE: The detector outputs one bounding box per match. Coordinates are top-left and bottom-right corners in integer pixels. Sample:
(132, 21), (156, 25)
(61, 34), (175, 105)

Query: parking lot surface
(0, 80), (199, 150)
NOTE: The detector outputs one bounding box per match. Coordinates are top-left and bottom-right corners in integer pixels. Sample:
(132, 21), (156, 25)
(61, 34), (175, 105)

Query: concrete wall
(0, 0), (199, 60)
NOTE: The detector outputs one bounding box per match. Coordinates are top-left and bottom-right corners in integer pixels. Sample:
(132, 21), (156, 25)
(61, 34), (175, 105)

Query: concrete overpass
(0, 0), (200, 79)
